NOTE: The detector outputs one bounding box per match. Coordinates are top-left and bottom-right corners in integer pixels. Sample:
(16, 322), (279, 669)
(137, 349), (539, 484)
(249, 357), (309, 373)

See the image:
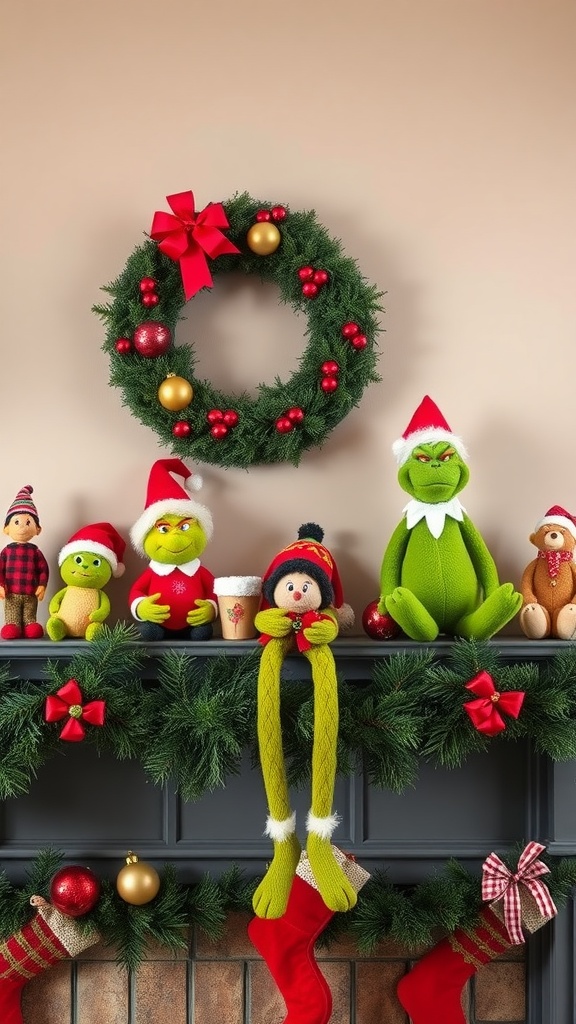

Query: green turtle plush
(378, 396), (522, 641)
(47, 522), (125, 641)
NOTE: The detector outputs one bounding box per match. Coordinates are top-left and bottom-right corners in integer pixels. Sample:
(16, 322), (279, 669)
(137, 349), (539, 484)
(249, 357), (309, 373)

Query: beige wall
(2, 0), (576, 633)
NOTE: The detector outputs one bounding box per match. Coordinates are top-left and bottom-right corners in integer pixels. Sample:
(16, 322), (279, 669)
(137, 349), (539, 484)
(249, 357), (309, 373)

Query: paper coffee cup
(213, 576), (262, 640)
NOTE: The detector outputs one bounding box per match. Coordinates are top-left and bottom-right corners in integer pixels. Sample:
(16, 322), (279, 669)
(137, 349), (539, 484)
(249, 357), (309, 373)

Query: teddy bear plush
(378, 396), (522, 641)
(519, 505), (576, 640)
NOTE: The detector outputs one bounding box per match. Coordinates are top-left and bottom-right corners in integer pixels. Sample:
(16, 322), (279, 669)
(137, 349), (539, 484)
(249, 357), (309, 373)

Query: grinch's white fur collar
(403, 497), (466, 540)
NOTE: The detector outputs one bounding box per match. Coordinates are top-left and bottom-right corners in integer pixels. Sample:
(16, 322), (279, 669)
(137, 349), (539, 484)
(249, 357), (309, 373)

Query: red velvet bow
(287, 610), (330, 652)
(150, 191), (240, 300)
(482, 842), (557, 944)
(463, 670), (524, 736)
(44, 679), (106, 742)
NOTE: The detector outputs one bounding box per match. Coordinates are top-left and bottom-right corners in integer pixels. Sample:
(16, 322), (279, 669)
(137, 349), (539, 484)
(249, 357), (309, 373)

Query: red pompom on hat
(130, 458), (213, 555)
(392, 395), (468, 466)
(58, 522), (126, 577)
(4, 484), (40, 526)
(534, 505), (576, 539)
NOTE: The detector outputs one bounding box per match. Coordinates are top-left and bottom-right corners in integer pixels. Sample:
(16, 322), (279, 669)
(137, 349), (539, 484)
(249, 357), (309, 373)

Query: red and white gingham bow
(481, 842), (557, 944)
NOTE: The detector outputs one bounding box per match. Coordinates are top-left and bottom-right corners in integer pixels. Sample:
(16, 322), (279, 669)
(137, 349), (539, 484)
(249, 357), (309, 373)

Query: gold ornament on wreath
(94, 189), (383, 469)
(116, 851), (161, 906)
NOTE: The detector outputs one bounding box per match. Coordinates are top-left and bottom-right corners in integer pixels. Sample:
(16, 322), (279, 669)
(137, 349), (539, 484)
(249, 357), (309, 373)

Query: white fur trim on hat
(58, 539), (124, 577)
(392, 428), (468, 466)
(130, 498), (213, 555)
(213, 576), (262, 597)
(306, 810), (340, 839)
(264, 811), (296, 842)
(536, 514), (576, 539)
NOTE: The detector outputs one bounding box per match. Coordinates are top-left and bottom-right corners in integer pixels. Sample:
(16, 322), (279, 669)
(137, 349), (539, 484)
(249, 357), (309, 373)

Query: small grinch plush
(46, 522), (125, 641)
(378, 396), (522, 641)
(252, 523), (356, 920)
(129, 459), (217, 641)
(519, 505), (576, 640)
(0, 485), (49, 640)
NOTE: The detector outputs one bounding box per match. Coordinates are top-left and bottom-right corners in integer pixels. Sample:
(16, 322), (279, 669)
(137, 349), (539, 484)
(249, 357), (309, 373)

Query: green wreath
(93, 191), (383, 469)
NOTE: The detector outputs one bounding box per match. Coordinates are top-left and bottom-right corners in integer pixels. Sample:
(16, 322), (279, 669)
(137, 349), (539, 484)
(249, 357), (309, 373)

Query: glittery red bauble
(302, 282), (319, 299)
(172, 421), (192, 437)
(321, 361), (339, 375)
(139, 277), (157, 293)
(256, 209), (272, 222)
(321, 376), (338, 392)
(141, 292), (159, 308)
(271, 205), (287, 222)
(50, 866), (101, 918)
(115, 338), (132, 354)
(287, 406), (305, 424)
(133, 321), (172, 358)
(206, 409), (224, 424)
(342, 322), (360, 339)
(361, 601), (401, 641)
(351, 333), (368, 350)
(276, 416), (294, 433)
(223, 410), (239, 427)
(210, 423), (228, 439)
(298, 266), (314, 282)
(313, 269), (329, 286)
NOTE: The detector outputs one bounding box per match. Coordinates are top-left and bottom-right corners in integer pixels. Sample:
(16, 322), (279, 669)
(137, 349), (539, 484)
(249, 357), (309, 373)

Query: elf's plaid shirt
(0, 543), (49, 595)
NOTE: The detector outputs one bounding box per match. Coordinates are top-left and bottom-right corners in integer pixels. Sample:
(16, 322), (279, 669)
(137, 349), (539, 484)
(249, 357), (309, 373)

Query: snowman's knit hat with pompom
(130, 458), (213, 556)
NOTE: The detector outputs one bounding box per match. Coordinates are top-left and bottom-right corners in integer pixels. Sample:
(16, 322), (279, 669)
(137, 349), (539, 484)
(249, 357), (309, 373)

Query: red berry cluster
(255, 206), (287, 223)
(320, 360), (339, 393)
(206, 408), (239, 440)
(172, 421), (192, 438)
(297, 266), (330, 299)
(139, 276), (159, 308)
(275, 406), (305, 434)
(341, 321), (367, 350)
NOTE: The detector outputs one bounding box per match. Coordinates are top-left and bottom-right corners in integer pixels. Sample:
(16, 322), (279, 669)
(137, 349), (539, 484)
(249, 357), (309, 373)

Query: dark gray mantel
(0, 636), (574, 1024)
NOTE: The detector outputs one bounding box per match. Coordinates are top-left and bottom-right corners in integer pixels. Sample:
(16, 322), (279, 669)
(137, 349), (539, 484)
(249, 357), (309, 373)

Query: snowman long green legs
(252, 635), (357, 918)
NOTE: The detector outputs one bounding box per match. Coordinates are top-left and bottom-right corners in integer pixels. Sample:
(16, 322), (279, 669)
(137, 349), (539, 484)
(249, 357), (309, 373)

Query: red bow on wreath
(463, 670), (524, 736)
(482, 842), (557, 944)
(150, 190), (240, 300)
(44, 679), (106, 742)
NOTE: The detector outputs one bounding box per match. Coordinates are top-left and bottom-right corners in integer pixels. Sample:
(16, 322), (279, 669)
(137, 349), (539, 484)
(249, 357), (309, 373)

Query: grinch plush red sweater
(129, 559), (217, 631)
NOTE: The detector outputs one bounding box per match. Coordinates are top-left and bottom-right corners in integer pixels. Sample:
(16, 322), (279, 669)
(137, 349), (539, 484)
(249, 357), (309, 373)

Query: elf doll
(0, 485), (49, 640)
(252, 523), (355, 921)
(129, 459), (217, 641)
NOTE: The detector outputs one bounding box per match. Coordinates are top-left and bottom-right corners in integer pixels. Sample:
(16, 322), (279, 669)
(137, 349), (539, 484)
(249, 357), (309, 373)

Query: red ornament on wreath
(362, 600), (401, 640)
(133, 321), (172, 358)
(139, 277), (157, 293)
(321, 376), (338, 393)
(173, 421), (192, 438)
(50, 866), (101, 917)
(141, 292), (159, 308)
(115, 338), (132, 355)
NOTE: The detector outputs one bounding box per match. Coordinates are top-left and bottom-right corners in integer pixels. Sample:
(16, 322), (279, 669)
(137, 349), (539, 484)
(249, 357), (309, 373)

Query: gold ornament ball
(158, 374), (194, 411)
(116, 852), (161, 906)
(246, 222), (281, 256)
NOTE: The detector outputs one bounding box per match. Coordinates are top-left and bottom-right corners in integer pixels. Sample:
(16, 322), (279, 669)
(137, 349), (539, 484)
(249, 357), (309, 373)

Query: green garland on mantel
(2, 847), (575, 969)
(1, 624), (576, 801)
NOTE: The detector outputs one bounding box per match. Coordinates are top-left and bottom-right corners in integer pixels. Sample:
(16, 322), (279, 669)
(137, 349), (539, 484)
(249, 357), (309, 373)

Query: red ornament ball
(276, 416), (294, 434)
(313, 269), (329, 286)
(115, 338), (132, 355)
(133, 321), (172, 358)
(302, 282), (319, 299)
(321, 361), (339, 375)
(206, 409), (224, 424)
(361, 601), (401, 641)
(172, 421), (192, 438)
(286, 406), (305, 424)
(271, 205), (287, 222)
(139, 277), (157, 293)
(321, 376), (338, 393)
(297, 266), (315, 282)
(342, 322), (360, 339)
(256, 209), (272, 222)
(210, 423), (229, 439)
(141, 292), (159, 308)
(50, 866), (101, 918)
(351, 333), (368, 350)
(223, 410), (239, 427)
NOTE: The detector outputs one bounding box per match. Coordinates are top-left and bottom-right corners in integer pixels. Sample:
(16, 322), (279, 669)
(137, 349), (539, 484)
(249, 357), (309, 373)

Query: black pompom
(298, 522), (324, 543)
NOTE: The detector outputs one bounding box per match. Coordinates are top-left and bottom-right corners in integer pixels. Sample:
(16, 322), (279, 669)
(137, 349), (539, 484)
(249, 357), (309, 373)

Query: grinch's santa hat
(130, 458), (213, 555)
(534, 505), (576, 539)
(58, 522), (126, 577)
(392, 396), (468, 466)
(261, 523), (354, 630)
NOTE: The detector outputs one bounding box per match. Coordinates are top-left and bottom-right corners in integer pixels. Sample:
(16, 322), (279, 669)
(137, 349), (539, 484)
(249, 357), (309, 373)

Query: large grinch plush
(378, 396), (522, 641)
